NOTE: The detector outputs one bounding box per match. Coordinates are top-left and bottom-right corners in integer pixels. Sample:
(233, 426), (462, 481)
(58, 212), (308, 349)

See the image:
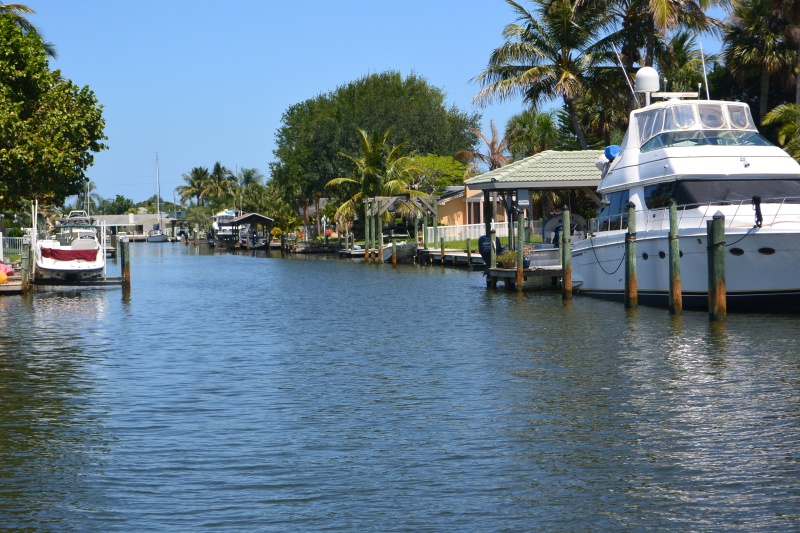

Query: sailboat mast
(156, 154), (162, 230)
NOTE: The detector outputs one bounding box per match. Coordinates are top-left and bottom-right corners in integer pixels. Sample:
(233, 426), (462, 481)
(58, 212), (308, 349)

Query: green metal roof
(465, 149), (603, 190)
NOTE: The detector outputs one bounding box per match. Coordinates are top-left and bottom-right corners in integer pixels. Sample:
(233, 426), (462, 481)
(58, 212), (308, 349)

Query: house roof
(465, 149), (603, 190)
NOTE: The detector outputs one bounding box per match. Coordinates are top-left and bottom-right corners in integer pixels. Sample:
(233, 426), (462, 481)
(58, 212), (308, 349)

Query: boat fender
(752, 196), (763, 228)
(604, 145), (620, 161)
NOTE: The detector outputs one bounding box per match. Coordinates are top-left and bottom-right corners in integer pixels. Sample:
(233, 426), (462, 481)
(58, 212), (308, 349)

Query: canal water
(1, 244), (798, 531)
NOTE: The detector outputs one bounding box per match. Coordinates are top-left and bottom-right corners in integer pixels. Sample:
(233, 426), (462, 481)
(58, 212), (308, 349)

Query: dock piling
(561, 207), (572, 300)
(669, 199), (682, 314)
(516, 210), (524, 291)
(707, 212), (726, 321)
(625, 201), (638, 308)
(121, 241), (131, 287)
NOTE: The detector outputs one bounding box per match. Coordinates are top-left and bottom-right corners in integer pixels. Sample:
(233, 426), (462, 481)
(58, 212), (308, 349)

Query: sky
(24, 1), (726, 204)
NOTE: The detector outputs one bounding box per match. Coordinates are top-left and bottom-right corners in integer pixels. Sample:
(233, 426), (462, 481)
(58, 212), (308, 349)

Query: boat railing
(589, 213), (629, 235)
(641, 195), (800, 231)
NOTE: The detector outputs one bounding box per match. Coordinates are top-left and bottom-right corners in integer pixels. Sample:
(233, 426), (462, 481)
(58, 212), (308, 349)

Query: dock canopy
(465, 149), (603, 192)
(226, 213), (275, 227)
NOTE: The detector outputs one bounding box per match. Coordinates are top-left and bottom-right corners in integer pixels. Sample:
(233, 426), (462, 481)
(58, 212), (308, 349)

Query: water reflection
(0, 246), (798, 530)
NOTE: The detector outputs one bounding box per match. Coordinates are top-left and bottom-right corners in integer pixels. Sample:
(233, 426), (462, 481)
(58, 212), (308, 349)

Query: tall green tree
(203, 162), (236, 209)
(0, 2), (56, 57)
(271, 71), (480, 228)
(0, 14), (106, 210)
(723, 0), (795, 119)
(326, 128), (416, 225)
(473, 0), (608, 149)
(178, 166), (210, 206)
(505, 109), (560, 159)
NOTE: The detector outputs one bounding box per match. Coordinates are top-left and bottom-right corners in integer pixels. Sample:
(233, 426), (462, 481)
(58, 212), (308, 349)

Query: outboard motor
(478, 234), (503, 265)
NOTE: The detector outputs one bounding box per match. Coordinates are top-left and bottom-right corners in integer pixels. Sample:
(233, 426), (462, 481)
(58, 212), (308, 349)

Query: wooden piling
(516, 210), (524, 291)
(364, 200), (371, 264)
(707, 212), (726, 321)
(376, 212), (383, 264)
(466, 239), (472, 267)
(440, 237), (445, 268)
(391, 231), (397, 266)
(561, 207), (572, 300)
(668, 199), (682, 314)
(624, 201), (638, 308)
(121, 241), (131, 287)
(21, 244), (30, 293)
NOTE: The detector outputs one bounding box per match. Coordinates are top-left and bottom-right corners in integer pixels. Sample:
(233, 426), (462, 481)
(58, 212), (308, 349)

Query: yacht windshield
(636, 102), (759, 148)
(641, 130), (773, 152)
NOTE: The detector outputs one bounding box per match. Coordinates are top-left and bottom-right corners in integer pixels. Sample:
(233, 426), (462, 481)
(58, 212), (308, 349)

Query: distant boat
(35, 212), (106, 282)
(147, 154), (168, 243)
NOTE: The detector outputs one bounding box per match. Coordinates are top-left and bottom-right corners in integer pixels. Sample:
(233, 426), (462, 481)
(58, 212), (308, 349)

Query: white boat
(35, 211), (106, 282)
(210, 209), (240, 246)
(147, 155), (169, 243)
(238, 223), (269, 249)
(381, 241), (417, 263)
(571, 67), (800, 312)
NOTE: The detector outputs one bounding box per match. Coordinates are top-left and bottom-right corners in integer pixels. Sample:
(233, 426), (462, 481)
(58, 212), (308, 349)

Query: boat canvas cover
(41, 248), (98, 261)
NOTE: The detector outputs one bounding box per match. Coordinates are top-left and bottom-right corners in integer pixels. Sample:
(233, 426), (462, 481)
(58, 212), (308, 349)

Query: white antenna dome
(635, 67), (660, 93)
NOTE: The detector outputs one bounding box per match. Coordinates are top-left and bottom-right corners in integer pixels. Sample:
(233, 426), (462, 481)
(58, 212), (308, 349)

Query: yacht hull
(572, 228), (800, 312)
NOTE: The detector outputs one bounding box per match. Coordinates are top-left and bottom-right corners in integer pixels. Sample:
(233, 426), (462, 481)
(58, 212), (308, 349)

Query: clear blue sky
(25, 1), (725, 204)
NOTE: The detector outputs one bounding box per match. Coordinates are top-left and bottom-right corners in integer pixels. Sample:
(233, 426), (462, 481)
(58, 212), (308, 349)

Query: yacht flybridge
(571, 67), (800, 311)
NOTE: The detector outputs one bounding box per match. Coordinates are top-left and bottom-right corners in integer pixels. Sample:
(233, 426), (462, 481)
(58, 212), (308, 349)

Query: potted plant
(497, 250), (518, 269)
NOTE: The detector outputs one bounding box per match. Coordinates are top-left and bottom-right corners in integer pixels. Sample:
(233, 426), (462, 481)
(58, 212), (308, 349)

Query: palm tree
(455, 120), (509, 174)
(762, 103), (800, 161)
(177, 166), (209, 206)
(773, 0), (800, 105)
(326, 128), (415, 225)
(0, 3), (57, 57)
(656, 31), (709, 92)
(723, 0), (795, 119)
(204, 162), (236, 208)
(505, 110), (559, 159)
(237, 167), (264, 188)
(473, 0), (607, 150)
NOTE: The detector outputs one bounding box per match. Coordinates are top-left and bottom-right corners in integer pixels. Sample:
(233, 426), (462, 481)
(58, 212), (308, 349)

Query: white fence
(1, 237), (25, 261)
(425, 221), (543, 244)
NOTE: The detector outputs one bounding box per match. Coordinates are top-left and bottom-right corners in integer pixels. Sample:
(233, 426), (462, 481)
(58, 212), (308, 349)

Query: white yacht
(571, 67), (800, 312)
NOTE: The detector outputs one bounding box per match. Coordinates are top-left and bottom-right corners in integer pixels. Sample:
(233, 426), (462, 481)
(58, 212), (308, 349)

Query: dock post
(376, 211), (383, 264)
(707, 211), (726, 321)
(516, 209), (524, 291)
(440, 237), (445, 268)
(391, 231), (397, 266)
(561, 207), (572, 300)
(422, 215), (428, 250)
(364, 200), (371, 264)
(669, 199), (682, 314)
(21, 244), (30, 293)
(466, 238), (472, 268)
(625, 201), (638, 308)
(121, 241), (131, 287)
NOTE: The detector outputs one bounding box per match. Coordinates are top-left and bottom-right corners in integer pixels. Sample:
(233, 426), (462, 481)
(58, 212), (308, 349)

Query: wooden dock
(415, 248), (486, 269)
(485, 266), (562, 290)
(32, 277), (125, 287)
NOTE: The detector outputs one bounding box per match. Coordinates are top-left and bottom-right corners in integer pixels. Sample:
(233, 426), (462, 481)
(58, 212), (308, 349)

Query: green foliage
(107, 194), (135, 215)
(762, 103), (800, 161)
(408, 154), (468, 194)
(271, 71), (480, 215)
(0, 15), (106, 210)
